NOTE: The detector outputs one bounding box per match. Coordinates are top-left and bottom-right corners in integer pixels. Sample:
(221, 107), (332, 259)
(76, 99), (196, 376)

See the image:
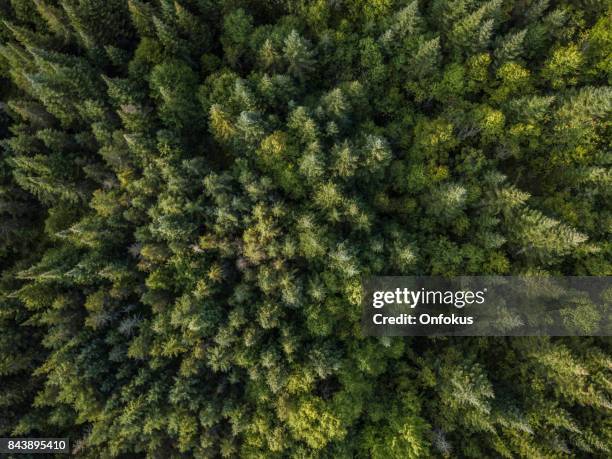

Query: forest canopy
(0, 0), (610, 457)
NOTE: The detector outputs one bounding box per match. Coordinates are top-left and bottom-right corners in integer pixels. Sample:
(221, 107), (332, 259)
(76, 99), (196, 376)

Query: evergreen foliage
(0, 0), (610, 457)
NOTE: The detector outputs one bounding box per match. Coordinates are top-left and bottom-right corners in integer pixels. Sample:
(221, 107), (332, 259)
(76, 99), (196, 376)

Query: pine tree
(283, 30), (315, 82)
(0, 1), (610, 457)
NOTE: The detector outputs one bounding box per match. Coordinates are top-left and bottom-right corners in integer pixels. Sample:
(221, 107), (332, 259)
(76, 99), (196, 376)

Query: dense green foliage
(0, 0), (610, 457)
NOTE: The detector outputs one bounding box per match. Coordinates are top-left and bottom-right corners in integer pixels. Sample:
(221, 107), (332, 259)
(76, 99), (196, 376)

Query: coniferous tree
(0, 0), (610, 457)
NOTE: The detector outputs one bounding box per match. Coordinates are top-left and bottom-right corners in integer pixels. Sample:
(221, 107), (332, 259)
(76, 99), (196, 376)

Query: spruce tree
(0, 1), (610, 457)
